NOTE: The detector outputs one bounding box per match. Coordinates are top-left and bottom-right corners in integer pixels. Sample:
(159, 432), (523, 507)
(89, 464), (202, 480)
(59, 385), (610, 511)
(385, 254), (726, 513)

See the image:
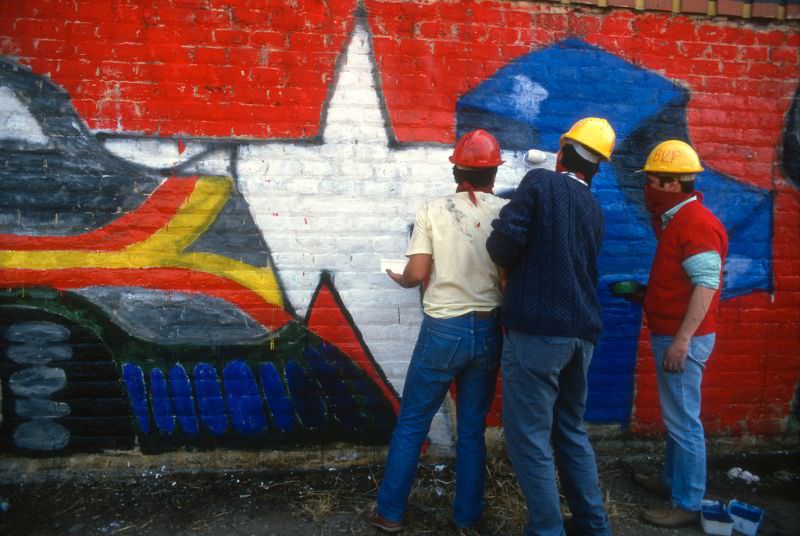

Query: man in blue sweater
(487, 117), (616, 536)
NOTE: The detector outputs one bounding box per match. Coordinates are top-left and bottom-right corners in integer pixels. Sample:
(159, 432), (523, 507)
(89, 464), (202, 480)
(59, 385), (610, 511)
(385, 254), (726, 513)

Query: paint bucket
(727, 500), (764, 536)
(700, 500), (733, 536)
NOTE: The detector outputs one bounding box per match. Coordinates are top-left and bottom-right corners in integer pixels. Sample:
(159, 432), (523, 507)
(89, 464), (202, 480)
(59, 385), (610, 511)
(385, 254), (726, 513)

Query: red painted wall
(1, 0), (798, 437)
(0, 0), (356, 137)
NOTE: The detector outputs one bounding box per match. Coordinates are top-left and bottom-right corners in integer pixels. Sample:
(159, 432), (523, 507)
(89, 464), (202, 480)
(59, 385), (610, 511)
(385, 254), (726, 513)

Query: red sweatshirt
(644, 199), (729, 336)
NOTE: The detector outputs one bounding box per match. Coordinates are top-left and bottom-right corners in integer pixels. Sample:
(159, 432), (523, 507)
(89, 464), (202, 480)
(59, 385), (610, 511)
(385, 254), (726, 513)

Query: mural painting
(456, 38), (773, 423)
(0, 1), (798, 456)
(0, 56), (398, 453)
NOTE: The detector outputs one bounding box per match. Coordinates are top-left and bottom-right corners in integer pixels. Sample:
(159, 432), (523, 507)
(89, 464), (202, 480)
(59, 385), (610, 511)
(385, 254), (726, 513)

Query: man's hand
(664, 285), (716, 373)
(499, 267), (509, 294)
(386, 254), (432, 289)
(386, 269), (406, 287)
(663, 337), (690, 373)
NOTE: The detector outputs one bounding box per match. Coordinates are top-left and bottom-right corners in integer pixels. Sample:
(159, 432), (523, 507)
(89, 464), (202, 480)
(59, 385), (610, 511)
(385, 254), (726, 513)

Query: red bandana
(456, 180), (495, 206)
(644, 184), (702, 236)
(644, 184), (696, 217)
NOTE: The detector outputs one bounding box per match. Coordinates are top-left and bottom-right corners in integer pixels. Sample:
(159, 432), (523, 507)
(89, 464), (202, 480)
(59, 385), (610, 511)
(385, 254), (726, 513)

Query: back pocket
(420, 327), (461, 370)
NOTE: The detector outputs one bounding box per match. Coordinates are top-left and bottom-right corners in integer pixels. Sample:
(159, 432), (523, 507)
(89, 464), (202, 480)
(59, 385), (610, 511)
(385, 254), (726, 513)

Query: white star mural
(98, 17), (554, 445)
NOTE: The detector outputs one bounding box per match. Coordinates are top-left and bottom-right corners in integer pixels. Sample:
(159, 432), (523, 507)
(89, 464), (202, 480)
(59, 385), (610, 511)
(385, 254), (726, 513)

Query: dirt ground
(0, 448), (798, 535)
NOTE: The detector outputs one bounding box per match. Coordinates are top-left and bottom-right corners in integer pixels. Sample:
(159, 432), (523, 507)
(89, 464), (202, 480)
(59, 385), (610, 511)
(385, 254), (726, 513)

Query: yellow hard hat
(643, 140), (704, 175)
(560, 117), (615, 161)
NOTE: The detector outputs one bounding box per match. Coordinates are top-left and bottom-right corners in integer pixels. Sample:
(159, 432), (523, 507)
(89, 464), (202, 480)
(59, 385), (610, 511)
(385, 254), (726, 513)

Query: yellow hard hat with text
(643, 140), (704, 175)
(560, 117), (615, 161)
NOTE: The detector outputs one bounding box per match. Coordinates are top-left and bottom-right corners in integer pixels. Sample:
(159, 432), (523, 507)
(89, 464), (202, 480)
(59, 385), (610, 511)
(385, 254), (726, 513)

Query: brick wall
(0, 0), (797, 456)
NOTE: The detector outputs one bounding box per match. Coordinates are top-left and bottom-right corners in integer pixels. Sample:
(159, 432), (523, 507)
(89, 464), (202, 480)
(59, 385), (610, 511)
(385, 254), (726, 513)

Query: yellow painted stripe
(0, 176), (284, 308)
(127, 176), (232, 255)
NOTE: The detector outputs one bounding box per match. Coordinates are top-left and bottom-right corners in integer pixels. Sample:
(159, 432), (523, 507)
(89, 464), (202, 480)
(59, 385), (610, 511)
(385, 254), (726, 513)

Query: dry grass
(295, 490), (340, 522)
(285, 455), (642, 533)
(597, 460), (640, 520)
(484, 457), (528, 528)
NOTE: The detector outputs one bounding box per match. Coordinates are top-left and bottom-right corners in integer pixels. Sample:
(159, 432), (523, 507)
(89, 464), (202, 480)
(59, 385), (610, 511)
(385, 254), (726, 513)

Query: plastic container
(609, 280), (645, 298)
(727, 500), (764, 536)
(700, 500), (733, 536)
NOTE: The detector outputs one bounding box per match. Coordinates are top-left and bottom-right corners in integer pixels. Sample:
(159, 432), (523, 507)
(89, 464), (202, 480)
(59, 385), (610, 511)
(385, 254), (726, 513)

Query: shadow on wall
(783, 86), (800, 188)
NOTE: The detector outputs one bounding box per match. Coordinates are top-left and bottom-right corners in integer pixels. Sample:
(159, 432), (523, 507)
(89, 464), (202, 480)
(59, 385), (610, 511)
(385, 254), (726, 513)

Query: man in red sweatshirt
(636, 140), (729, 528)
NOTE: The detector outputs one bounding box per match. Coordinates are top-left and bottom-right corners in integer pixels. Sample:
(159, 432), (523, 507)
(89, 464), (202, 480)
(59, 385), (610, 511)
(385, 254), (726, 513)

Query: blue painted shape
(259, 363), (296, 433)
(285, 360), (326, 430)
(193, 363), (228, 435)
(169, 364), (199, 435)
(457, 39), (683, 152)
(150, 367), (175, 434)
(697, 168), (773, 299)
(457, 38), (774, 424)
(122, 363), (150, 434)
(223, 360), (267, 435)
(305, 344), (367, 433)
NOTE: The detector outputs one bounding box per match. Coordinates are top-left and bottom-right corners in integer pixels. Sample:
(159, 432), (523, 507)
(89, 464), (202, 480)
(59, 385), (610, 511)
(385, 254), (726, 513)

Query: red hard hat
(449, 129), (504, 168)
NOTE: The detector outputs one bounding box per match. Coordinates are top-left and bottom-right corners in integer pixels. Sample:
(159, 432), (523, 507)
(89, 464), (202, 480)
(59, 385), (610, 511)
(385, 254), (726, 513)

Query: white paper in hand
(380, 258), (407, 274)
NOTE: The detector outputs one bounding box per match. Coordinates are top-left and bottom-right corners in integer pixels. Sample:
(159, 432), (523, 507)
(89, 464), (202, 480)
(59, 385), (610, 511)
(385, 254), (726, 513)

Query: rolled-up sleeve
(682, 251), (722, 289)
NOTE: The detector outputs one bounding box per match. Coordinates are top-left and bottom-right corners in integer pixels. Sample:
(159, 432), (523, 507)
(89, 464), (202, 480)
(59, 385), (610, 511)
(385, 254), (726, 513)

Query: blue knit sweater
(487, 169), (604, 343)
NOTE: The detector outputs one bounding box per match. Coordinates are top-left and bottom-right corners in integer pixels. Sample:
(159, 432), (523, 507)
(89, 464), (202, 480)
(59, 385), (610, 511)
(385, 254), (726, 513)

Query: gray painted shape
(6, 343), (72, 364)
(13, 419), (70, 450)
(5, 321), (70, 343)
(0, 58), (161, 235)
(185, 188), (270, 267)
(77, 287), (269, 345)
(15, 398), (71, 418)
(9, 366), (67, 397)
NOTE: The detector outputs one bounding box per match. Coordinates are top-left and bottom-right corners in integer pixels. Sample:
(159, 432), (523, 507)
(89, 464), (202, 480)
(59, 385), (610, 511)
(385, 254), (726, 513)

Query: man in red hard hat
(368, 129), (508, 533)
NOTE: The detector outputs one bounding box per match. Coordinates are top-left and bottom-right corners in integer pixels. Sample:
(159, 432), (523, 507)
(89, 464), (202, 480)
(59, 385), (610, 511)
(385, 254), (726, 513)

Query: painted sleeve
(682, 251), (722, 289)
(486, 173), (537, 267)
(406, 204), (432, 256)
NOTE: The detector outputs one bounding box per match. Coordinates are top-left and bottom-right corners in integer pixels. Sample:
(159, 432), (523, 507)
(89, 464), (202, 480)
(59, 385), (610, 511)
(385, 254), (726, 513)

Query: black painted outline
(304, 270), (401, 406)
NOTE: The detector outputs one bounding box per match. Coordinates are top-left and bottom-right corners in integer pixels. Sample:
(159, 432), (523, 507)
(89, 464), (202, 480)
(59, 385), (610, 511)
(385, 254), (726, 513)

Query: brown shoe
(367, 509), (404, 533)
(642, 505), (699, 528)
(633, 471), (670, 497)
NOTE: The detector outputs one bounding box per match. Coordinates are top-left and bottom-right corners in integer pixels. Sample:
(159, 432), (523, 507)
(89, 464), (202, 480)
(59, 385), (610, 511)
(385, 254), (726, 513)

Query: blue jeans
(651, 333), (715, 512)
(376, 312), (500, 528)
(502, 330), (610, 536)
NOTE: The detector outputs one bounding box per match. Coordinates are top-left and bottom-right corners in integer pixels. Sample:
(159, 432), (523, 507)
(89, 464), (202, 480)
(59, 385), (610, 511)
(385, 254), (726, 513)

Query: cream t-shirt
(406, 191), (508, 319)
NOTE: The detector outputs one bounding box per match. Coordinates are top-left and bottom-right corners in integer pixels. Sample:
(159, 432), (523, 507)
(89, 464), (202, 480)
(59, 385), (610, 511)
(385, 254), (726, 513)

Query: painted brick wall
(0, 0), (797, 456)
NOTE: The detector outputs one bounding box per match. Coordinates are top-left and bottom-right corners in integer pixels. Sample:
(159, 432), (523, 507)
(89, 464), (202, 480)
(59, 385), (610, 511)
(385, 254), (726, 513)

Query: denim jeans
(651, 333), (716, 512)
(502, 330), (610, 536)
(376, 312), (501, 528)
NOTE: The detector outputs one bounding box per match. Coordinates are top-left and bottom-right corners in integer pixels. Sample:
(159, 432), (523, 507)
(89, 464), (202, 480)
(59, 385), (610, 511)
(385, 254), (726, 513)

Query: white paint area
(103, 137), (232, 175)
(237, 21), (528, 400)
(0, 85), (48, 145)
(510, 75), (549, 123)
(97, 20), (553, 447)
